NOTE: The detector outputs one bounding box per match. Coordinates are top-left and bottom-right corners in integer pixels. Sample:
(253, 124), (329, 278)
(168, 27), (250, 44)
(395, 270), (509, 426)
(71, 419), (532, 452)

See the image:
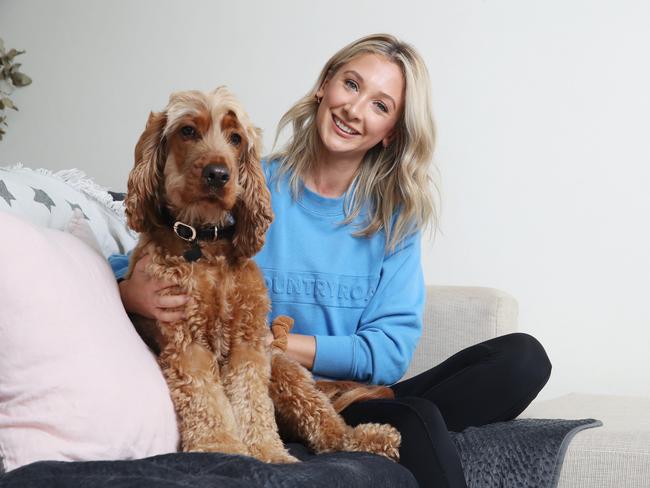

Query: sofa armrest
(402, 286), (519, 380)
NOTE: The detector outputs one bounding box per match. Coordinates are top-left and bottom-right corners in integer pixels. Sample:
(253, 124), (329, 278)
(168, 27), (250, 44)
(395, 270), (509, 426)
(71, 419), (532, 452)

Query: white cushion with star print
(0, 164), (136, 257)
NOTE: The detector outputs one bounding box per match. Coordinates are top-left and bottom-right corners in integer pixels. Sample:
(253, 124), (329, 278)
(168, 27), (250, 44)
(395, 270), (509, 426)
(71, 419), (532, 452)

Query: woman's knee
(498, 332), (552, 392)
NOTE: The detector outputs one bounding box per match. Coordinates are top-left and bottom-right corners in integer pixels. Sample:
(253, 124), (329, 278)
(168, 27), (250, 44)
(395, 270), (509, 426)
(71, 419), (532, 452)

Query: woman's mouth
(332, 114), (360, 136)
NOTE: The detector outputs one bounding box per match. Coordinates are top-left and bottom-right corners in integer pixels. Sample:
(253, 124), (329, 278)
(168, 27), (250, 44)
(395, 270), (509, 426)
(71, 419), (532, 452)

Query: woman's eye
(180, 126), (197, 138)
(344, 79), (359, 91)
(375, 101), (389, 113)
(229, 133), (242, 146)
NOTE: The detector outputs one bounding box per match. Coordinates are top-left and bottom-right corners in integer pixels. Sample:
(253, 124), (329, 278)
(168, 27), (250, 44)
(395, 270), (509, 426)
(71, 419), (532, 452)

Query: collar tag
(173, 221), (197, 242)
(183, 243), (203, 262)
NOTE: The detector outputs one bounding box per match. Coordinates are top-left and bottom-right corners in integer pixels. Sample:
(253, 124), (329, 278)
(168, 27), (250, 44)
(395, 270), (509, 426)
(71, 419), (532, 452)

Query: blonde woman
(113, 34), (551, 487)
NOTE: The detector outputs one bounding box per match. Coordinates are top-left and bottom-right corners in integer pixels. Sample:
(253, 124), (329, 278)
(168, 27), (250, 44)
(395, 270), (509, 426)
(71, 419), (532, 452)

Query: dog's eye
(180, 126), (198, 139)
(229, 133), (242, 146)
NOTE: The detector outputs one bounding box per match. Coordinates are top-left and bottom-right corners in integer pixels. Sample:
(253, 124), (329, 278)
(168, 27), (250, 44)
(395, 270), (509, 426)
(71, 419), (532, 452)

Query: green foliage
(0, 37), (32, 141)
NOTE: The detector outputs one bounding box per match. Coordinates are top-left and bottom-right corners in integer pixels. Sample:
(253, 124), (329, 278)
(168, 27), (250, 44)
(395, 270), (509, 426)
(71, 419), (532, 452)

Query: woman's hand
(118, 254), (189, 322)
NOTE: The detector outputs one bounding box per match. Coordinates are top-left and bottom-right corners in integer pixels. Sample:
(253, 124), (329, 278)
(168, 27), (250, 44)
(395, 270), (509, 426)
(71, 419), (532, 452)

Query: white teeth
(334, 116), (358, 135)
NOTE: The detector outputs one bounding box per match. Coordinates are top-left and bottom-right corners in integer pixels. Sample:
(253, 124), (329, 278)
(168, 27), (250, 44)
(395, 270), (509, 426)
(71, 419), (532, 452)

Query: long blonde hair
(270, 33), (439, 251)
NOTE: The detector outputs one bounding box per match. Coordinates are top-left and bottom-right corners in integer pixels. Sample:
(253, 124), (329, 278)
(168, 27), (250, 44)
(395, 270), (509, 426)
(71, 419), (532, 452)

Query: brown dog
(124, 87), (400, 463)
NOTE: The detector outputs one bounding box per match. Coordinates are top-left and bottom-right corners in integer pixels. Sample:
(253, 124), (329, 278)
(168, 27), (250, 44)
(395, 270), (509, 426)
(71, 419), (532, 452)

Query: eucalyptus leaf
(1, 97), (16, 110)
(0, 39), (5, 52)
(11, 49), (24, 60)
(10, 72), (32, 87)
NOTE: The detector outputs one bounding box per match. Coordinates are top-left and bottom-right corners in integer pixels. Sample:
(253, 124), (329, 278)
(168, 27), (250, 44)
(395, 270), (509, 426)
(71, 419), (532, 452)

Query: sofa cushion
(0, 212), (178, 473)
(521, 393), (650, 488)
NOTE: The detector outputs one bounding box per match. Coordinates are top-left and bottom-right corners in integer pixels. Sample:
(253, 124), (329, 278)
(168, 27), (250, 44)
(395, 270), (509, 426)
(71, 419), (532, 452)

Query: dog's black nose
(202, 164), (230, 189)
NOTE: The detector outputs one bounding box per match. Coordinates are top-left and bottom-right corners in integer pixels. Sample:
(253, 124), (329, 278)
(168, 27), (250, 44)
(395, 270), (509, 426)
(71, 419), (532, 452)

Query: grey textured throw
(0, 446), (417, 488)
(0, 419), (600, 487)
(451, 418), (602, 488)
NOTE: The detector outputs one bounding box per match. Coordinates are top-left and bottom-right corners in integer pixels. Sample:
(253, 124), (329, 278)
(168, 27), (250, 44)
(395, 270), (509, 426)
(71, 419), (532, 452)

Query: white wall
(1, 0), (649, 400)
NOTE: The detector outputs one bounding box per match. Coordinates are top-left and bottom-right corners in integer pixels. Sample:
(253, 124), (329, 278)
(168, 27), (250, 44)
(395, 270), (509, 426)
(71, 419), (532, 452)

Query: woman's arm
(311, 233), (425, 385)
(285, 333), (316, 370)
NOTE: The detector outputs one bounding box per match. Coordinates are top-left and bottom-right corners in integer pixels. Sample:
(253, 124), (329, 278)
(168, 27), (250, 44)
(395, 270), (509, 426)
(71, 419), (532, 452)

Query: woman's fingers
(154, 293), (189, 323)
(155, 309), (186, 323)
(155, 294), (190, 309)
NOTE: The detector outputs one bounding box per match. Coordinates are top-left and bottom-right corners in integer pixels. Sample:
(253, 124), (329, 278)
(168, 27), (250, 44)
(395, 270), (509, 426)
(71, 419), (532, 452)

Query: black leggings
(341, 333), (552, 488)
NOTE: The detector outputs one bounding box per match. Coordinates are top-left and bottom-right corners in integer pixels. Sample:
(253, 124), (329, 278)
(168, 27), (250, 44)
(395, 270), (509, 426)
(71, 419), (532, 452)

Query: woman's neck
(305, 152), (362, 198)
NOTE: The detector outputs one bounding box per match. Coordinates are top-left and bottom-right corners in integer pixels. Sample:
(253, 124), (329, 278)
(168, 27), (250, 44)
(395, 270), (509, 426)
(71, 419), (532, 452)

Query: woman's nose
(343, 100), (361, 120)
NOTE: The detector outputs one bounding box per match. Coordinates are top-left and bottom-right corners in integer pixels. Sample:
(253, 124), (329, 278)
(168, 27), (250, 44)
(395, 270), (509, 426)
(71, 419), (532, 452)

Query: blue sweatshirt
(109, 160), (424, 385)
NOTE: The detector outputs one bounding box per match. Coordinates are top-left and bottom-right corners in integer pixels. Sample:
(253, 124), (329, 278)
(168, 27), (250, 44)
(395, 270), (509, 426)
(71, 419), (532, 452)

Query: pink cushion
(0, 211), (179, 472)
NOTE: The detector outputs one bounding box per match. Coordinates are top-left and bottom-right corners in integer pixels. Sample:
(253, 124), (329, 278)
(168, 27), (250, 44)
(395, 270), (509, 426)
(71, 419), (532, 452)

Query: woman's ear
(382, 130), (396, 148)
(125, 111), (168, 233)
(316, 78), (330, 100)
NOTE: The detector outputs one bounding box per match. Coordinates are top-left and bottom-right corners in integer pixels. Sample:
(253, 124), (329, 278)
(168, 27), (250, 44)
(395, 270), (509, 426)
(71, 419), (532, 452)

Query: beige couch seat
(408, 286), (650, 488)
(522, 393), (650, 488)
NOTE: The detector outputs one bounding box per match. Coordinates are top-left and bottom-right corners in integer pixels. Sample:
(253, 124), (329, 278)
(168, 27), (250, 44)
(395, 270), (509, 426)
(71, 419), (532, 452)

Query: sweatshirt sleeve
(312, 232), (424, 385)
(108, 251), (132, 281)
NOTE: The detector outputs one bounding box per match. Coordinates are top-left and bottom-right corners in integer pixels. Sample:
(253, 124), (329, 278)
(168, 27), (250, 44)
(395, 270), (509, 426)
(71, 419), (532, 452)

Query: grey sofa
(412, 285), (650, 488)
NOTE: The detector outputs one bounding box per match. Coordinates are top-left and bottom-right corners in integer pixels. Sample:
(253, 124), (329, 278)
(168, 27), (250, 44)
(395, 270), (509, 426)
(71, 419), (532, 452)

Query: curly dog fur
(124, 87), (400, 463)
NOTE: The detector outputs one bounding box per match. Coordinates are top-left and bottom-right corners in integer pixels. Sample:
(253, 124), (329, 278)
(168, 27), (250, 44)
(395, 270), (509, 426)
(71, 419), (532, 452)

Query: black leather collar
(161, 207), (236, 261)
(172, 220), (235, 242)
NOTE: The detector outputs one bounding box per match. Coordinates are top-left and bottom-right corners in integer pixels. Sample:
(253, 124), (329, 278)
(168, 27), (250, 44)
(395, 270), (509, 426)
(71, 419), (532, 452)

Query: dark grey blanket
(0, 444), (416, 488)
(451, 418), (602, 488)
(0, 419), (601, 488)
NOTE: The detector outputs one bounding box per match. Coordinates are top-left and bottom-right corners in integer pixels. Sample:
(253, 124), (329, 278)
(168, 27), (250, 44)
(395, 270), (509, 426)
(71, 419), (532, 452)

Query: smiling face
(315, 53), (405, 164)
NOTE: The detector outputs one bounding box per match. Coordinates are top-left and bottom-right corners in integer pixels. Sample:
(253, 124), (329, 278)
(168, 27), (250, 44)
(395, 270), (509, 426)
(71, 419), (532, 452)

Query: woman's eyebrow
(343, 70), (397, 110)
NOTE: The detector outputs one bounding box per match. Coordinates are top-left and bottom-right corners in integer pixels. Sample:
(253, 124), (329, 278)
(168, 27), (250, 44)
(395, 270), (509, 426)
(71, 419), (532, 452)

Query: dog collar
(163, 209), (236, 262)
(172, 219), (236, 243)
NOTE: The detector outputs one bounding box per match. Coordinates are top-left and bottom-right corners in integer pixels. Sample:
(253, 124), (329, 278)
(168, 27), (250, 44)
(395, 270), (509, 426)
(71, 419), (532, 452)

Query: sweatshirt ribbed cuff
(312, 335), (354, 379)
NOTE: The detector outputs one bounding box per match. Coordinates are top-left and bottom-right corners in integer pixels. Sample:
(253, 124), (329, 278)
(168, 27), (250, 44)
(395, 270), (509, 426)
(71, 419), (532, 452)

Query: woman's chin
(320, 135), (369, 160)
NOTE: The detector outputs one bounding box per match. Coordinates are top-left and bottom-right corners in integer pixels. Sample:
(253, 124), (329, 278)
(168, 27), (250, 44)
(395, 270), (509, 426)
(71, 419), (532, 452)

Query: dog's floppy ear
(232, 125), (273, 259)
(125, 111), (167, 233)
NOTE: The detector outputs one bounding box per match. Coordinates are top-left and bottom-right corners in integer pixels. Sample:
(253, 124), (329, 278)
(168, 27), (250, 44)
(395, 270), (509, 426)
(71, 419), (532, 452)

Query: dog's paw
(343, 423), (401, 462)
(185, 439), (250, 456)
(250, 445), (299, 464)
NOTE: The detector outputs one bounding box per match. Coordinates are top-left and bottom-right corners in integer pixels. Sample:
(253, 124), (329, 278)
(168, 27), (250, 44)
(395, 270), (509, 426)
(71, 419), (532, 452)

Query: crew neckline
(297, 180), (346, 216)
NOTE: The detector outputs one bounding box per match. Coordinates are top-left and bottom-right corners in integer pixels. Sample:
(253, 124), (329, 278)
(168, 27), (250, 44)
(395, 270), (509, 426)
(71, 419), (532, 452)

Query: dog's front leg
(270, 351), (401, 461)
(270, 350), (351, 450)
(160, 342), (248, 455)
(222, 343), (298, 463)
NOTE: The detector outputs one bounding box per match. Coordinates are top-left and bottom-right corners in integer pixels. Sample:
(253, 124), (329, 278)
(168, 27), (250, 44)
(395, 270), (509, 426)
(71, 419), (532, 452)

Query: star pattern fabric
(32, 187), (56, 212)
(67, 200), (89, 219)
(0, 179), (16, 206)
(0, 165), (139, 258)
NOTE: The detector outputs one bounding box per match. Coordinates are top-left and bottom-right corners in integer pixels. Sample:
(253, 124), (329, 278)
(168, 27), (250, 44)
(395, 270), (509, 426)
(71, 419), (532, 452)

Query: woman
(112, 34), (552, 488)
